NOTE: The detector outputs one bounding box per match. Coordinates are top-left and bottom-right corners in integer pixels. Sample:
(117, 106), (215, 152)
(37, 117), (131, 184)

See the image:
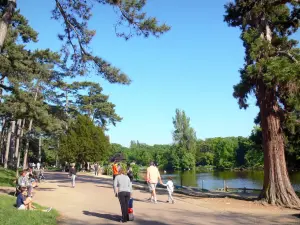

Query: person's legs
(24, 197), (33, 210)
(118, 192), (127, 222)
(152, 183), (157, 203)
(148, 183), (154, 201)
(72, 175), (76, 187)
(168, 191), (174, 203)
(124, 192), (130, 222)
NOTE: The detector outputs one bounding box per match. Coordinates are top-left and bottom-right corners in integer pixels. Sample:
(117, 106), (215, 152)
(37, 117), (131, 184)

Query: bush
(131, 164), (140, 180)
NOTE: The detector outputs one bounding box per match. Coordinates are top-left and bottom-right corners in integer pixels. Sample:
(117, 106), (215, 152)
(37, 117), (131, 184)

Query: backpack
(128, 198), (134, 221)
(127, 171), (134, 182)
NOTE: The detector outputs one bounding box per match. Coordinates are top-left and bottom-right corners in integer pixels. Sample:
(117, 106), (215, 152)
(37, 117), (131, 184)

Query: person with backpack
(114, 168), (132, 223)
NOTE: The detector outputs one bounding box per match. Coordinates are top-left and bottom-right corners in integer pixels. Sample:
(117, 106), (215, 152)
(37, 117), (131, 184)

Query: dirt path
(33, 172), (299, 225)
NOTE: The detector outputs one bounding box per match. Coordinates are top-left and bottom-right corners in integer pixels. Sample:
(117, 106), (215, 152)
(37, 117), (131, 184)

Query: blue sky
(18, 0), (260, 147)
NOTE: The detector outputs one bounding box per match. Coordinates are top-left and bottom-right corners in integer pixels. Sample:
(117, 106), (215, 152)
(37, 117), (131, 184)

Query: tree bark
(23, 119), (33, 170)
(0, 118), (6, 164)
(56, 140), (60, 168)
(38, 136), (42, 163)
(4, 120), (15, 168)
(0, 0), (17, 51)
(258, 82), (300, 208)
(15, 119), (25, 170)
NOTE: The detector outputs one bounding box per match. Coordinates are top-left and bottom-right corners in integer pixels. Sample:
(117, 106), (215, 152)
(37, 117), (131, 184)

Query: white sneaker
(46, 207), (52, 212)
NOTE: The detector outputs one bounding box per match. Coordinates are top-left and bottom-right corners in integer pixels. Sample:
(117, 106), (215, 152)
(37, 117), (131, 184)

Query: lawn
(0, 194), (58, 225)
(0, 167), (16, 187)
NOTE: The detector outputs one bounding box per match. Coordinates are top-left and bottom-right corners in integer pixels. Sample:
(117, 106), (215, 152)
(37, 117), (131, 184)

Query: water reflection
(160, 170), (300, 191)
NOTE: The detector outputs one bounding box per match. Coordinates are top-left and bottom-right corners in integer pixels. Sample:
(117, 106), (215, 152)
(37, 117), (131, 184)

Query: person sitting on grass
(16, 186), (52, 212)
(16, 187), (35, 210)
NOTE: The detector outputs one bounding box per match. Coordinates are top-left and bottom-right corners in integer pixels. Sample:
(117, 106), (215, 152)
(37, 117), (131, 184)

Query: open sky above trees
(15, 0), (275, 147)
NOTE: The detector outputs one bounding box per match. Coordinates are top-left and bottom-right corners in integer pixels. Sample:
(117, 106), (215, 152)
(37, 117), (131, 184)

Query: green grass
(0, 167), (16, 187)
(0, 195), (59, 225)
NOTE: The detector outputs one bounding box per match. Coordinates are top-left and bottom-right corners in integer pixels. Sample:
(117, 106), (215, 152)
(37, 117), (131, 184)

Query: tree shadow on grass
(82, 210), (120, 222)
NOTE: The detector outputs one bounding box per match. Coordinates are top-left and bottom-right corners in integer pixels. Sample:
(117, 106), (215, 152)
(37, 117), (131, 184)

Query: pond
(159, 170), (300, 191)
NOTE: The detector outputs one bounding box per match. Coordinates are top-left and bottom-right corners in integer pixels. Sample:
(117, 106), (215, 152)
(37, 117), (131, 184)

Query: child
(16, 187), (34, 210)
(16, 187), (52, 212)
(162, 177), (175, 204)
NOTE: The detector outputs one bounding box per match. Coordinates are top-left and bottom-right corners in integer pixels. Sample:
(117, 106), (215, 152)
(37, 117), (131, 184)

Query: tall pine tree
(224, 0), (300, 208)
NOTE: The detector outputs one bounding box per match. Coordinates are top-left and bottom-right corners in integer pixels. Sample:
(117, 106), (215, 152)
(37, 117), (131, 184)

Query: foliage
(111, 127), (264, 172)
(51, 0), (170, 83)
(58, 115), (110, 164)
(131, 164), (140, 180)
(172, 109), (197, 170)
(0, 195), (58, 225)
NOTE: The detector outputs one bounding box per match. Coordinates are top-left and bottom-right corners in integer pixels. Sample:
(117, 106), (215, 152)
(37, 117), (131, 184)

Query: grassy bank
(0, 194), (58, 225)
(0, 167), (16, 187)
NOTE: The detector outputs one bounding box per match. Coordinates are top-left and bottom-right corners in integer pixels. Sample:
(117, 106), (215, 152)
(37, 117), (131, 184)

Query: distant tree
(59, 115), (110, 164)
(225, 0), (300, 207)
(172, 109), (197, 169)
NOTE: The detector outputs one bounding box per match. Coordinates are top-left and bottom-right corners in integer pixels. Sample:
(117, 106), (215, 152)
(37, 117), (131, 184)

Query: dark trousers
(118, 191), (130, 222)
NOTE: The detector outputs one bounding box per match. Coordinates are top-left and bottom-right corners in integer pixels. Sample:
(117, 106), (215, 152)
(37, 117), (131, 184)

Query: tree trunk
(258, 82), (300, 208)
(9, 120), (16, 164)
(56, 140), (60, 168)
(38, 136), (42, 163)
(23, 119), (33, 170)
(0, 0), (17, 51)
(4, 120), (15, 168)
(15, 119), (25, 170)
(0, 118), (6, 164)
(65, 89), (69, 130)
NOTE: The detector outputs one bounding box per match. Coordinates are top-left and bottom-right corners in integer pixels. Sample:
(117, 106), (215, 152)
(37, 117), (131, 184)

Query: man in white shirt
(146, 162), (162, 203)
(37, 162), (40, 171)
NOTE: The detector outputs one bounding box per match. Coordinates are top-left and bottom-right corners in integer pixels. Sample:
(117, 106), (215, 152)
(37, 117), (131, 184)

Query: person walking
(94, 163), (99, 176)
(146, 161), (162, 203)
(162, 177), (175, 204)
(37, 162), (40, 171)
(114, 168), (132, 223)
(69, 163), (77, 188)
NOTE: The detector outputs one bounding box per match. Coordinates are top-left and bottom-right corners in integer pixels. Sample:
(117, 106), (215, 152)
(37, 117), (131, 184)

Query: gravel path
(32, 172), (300, 225)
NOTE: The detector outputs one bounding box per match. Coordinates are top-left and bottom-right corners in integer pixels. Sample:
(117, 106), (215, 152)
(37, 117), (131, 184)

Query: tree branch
(273, 0), (300, 6)
(0, 83), (13, 91)
(277, 51), (299, 63)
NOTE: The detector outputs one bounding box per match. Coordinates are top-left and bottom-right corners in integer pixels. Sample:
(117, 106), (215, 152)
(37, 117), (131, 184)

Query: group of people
(16, 166), (49, 211)
(146, 161), (174, 204)
(112, 160), (174, 223)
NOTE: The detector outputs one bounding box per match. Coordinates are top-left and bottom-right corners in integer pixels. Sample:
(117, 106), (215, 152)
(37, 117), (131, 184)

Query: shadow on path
(83, 210), (119, 222)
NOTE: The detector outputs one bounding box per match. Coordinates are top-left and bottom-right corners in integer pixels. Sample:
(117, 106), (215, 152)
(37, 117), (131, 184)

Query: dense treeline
(109, 125), (299, 172)
(109, 134), (264, 171)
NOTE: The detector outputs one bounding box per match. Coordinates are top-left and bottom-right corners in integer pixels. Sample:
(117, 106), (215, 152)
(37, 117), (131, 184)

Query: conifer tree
(224, 0), (300, 208)
(59, 115), (110, 164)
(1, 0), (170, 84)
